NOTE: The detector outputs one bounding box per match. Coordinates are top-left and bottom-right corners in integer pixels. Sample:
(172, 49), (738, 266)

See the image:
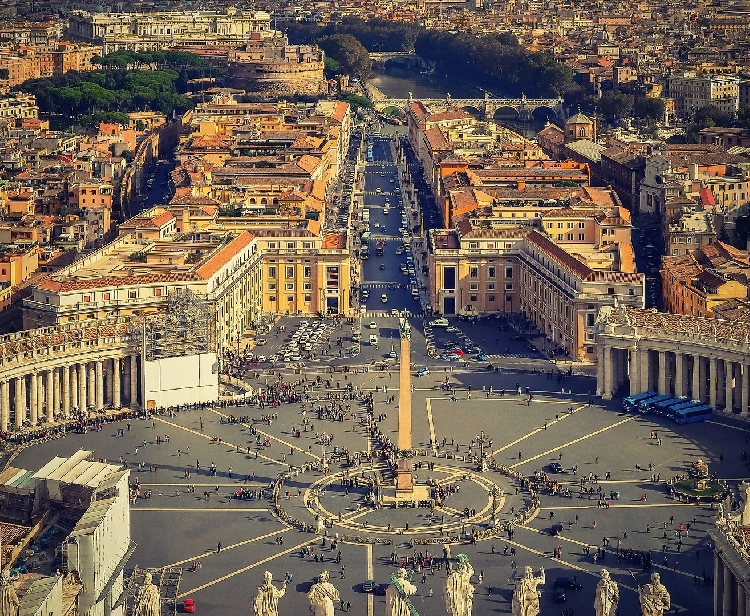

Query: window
(557, 234), (563, 240)
(568, 234), (574, 241)
(488, 283), (496, 290)
(505, 283), (513, 290)
(304, 294), (312, 302)
(488, 266), (496, 278)
(268, 266), (276, 278)
(304, 242), (312, 249)
(506, 295), (513, 303)
(505, 267), (513, 278)
(128, 290), (137, 299)
(558, 222), (563, 229)
(470, 295), (477, 302)
(578, 222), (585, 228)
(586, 346), (594, 354)
(607, 287), (615, 294)
(269, 242), (277, 249)
(469, 242), (478, 249)
(268, 283), (276, 290)
(154, 288), (162, 297)
(578, 234), (585, 240)
(269, 295), (276, 302)
(83, 295), (91, 303)
(586, 313), (595, 326)
(628, 288), (635, 296)
(303, 283), (312, 290)
(285, 266), (294, 278)
(443, 267), (456, 290)
(568, 222), (574, 228)
(285, 283), (294, 290)
(470, 283), (479, 290)
(488, 295), (495, 302)
(103, 292), (110, 300)
(287, 296), (294, 303)
(469, 267), (478, 278)
(303, 266), (312, 278)
(287, 242), (295, 249)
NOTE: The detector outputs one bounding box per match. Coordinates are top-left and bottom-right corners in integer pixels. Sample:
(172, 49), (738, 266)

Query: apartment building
(667, 74), (740, 119)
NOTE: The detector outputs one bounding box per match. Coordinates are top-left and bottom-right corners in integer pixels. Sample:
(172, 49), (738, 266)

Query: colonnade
(599, 344), (750, 412)
(714, 531), (750, 616)
(0, 355), (140, 432)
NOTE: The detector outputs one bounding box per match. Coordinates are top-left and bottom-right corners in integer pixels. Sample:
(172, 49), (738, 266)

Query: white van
(369, 334), (379, 346)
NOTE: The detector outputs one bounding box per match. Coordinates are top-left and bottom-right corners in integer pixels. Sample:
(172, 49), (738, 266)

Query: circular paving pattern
(303, 460), (509, 539)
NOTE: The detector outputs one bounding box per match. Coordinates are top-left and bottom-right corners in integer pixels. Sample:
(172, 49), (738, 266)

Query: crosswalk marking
(361, 310), (418, 318)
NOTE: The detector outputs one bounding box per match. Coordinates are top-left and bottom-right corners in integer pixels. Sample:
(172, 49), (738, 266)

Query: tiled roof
(37, 272), (200, 293)
(195, 231), (254, 280)
(526, 230), (593, 279)
(322, 233), (345, 249)
(426, 110), (474, 123)
(331, 101), (349, 123)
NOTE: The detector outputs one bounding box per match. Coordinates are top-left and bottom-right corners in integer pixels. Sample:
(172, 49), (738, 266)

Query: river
(368, 66), (544, 137)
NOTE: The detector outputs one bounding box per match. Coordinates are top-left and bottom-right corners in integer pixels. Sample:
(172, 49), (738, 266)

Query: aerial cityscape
(0, 0), (747, 615)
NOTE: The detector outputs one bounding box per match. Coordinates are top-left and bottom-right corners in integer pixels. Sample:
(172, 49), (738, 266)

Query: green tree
(317, 34), (372, 81)
(632, 96), (666, 121)
(598, 90), (634, 121)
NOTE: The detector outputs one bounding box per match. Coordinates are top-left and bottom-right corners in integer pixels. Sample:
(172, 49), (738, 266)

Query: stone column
(53, 368), (60, 418)
(675, 353), (685, 398)
(78, 363), (87, 414)
(738, 584), (747, 616)
(658, 350), (667, 395)
(62, 365), (70, 418)
(95, 361), (104, 411)
(692, 355), (702, 402)
(743, 364), (749, 416)
(129, 356), (139, 408)
(88, 364), (95, 410)
(710, 357), (718, 409)
(113, 357), (121, 409)
(0, 381), (9, 434)
(629, 348), (640, 396)
(726, 360), (735, 412)
(640, 347), (651, 392)
(16, 376), (25, 429)
(29, 372), (38, 425)
(724, 558), (736, 616)
(597, 342), (605, 395)
(70, 365), (78, 412)
(715, 555), (725, 616)
(36, 374), (44, 423)
(12, 377), (23, 432)
(603, 346), (614, 399)
(46, 370), (54, 423)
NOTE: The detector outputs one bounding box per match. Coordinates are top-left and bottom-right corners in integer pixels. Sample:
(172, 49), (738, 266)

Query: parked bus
(639, 394), (674, 414)
(673, 404), (713, 424)
(652, 397), (690, 417)
(623, 391), (658, 412)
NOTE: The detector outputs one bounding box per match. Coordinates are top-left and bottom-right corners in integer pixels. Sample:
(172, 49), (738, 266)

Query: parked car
(549, 462), (564, 473)
(430, 318), (449, 327)
(369, 335), (379, 346)
(362, 580), (375, 592)
(416, 367), (430, 377)
(369, 321), (378, 329)
(381, 294), (388, 303)
(446, 326), (460, 333)
(182, 599), (196, 613)
(477, 353), (488, 361)
(553, 588), (566, 603)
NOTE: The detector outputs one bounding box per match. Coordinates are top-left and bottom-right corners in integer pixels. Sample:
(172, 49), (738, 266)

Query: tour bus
(639, 394), (674, 414)
(623, 391), (659, 412)
(651, 397), (690, 417)
(665, 399), (706, 420)
(673, 403), (713, 424)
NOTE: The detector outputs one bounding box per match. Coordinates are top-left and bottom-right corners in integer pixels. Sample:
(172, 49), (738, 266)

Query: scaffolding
(142, 288), (215, 362)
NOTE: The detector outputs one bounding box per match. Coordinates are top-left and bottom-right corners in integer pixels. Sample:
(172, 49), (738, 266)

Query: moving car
(380, 294), (388, 303)
(380, 264), (385, 270)
(369, 335), (379, 346)
(430, 318), (449, 327)
(369, 321), (378, 329)
(549, 462), (564, 473)
(362, 580), (375, 592)
(553, 577), (582, 590)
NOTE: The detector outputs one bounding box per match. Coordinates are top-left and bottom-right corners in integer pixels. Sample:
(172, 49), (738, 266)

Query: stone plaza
(9, 360), (735, 615)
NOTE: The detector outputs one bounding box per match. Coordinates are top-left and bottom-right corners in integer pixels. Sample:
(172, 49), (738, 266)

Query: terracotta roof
(195, 231), (254, 280)
(331, 101), (349, 123)
(322, 233), (345, 249)
(526, 230), (593, 279)
(426, 110), (474, 123)
(37, 272), (199, 293)
(424, 126), (451, 151)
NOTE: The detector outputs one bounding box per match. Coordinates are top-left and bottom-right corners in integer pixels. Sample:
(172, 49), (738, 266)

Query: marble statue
(133, 575), (160, 616)
(741, 483), (750, 525)
(594, 569), (619, 616)
(385, 568), (417, 616)
(0, 570), (19, 616)
(638, 572), (671, 616)
(253, 571), (287, 616)
(308, 571), (340, 616)
(444, 554), (474, 616)
(511, 566), (545, 616)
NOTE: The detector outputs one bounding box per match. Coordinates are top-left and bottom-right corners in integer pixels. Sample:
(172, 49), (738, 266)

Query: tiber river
(368, 66), (546, 136)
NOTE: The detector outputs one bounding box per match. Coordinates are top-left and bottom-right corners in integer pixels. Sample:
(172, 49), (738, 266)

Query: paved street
(11, 362), (737, 615)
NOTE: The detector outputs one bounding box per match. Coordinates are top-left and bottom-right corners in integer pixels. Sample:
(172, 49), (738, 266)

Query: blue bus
(652, 397), (690, 417)
(623, 392), (658, 412)
(674, 404), (713, 424)
(639, 394), (674, 414)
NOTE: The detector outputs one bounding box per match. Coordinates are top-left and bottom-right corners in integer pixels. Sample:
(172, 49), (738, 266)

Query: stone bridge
(373, 94), (565, 121)
(369, 51), (428, 71)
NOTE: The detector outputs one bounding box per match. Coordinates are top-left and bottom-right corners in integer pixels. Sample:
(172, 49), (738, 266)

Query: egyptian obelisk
(395, 311), (413, 494)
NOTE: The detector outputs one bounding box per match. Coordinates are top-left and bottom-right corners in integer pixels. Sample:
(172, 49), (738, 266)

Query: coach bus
(673, 404), (713, 424)
(623, 391), (658, 412)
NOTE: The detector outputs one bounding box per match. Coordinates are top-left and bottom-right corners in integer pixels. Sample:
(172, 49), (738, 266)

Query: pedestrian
(217, 542), (222, 553)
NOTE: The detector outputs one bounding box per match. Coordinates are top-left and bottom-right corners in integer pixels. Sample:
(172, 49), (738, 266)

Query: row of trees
(286, 17), (420, 53)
